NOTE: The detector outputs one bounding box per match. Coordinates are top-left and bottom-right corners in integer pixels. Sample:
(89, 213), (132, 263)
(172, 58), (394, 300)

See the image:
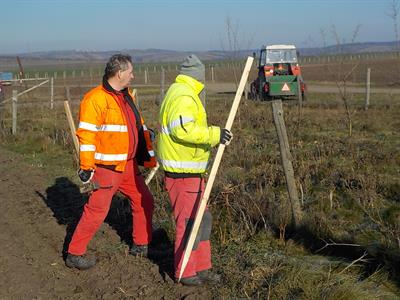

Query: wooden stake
(271, 100), (303, 228)
(63, 101), (79, 161)
(365, 68), (371, 110)
(145, 162), (159, 185)
(178, 56), (254, 281)
(50, 77), (54, 109)
(12, 90), (17, 135)
(160, 67), (165, 100)
(131, 88), (138, 108)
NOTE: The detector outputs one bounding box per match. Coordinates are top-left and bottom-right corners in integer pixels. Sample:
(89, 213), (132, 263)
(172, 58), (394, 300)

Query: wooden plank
(178, 56), (254, 281)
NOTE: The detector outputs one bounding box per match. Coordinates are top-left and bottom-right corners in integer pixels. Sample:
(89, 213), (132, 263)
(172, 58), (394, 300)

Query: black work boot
(178, 275), (204, 286)
(197, 269), (221, 284)
(65, 254), (96, 270)
(129, 244), (148, 257)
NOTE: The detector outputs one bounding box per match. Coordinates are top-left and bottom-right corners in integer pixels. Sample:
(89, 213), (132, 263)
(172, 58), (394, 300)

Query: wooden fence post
(271, 100), (303, 228)
(144, 69), (148, 84)
(12, 90), (17, 135)
(365, 68), (371, 110)
(160, 67), (165, 100)
(211, 66), (215, 83)
(297, 76), (303, 122)
(50, 77), (54, 109)
(65, 86), (71, 102)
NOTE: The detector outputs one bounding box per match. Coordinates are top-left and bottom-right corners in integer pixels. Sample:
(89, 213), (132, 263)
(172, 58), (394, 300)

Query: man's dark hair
(104, 54), (133, 79)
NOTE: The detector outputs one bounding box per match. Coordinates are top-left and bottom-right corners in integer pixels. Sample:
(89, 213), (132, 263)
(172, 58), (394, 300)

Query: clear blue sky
(0, 0), (394, 54)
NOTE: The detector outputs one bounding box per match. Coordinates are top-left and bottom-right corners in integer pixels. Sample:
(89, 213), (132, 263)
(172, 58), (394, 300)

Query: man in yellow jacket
(157, 54), (232, 286)
(65, 54), (156, 270)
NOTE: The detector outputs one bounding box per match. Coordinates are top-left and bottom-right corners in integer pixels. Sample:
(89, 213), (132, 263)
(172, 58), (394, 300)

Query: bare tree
(319, 28), (328, 51)
(386, 0), (400, 50)
(319, 24), (362, 137)
(386, 0), (400, 85)
(351, 24), (362, 44)
(220, 16), (254, 85)
(330, 24), (343, 54)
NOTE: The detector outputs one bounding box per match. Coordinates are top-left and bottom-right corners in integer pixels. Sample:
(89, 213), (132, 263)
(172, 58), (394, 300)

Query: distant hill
(1, 41), (399, 65)
(298, 41), (400, 56)
(2, 49), (230, 63)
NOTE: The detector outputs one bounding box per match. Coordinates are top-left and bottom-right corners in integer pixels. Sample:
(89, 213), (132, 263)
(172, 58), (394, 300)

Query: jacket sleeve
(76, 94), (103, 170)
(166, 95), (220, 147)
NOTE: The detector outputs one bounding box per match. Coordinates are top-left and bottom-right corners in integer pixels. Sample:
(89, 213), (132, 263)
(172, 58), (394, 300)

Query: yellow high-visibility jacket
(157, 74), (220, 174)
(77, 84), (156, 172)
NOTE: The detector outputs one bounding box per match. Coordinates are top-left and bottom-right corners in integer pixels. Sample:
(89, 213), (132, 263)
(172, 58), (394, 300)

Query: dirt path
(206, 82), (400, 95)
(0, 147), (210, 299)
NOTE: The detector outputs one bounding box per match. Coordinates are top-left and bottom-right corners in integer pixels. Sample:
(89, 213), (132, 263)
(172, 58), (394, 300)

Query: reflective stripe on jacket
(77, 84), (156, 172)
(157, 74), (220, 174)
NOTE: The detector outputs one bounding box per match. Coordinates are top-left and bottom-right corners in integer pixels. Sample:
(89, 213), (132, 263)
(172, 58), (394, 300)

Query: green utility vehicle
(249, 45), (306, 101)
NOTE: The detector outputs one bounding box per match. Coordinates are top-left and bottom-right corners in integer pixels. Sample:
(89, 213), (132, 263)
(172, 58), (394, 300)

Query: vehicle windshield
(262, 49), (298, 64)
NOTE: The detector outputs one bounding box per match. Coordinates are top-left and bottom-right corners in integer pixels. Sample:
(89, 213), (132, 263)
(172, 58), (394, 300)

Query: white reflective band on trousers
(80, 144), (96, 151)
(79, 121), (128, 133)
(161, 116), (194, 135)
(159, 159), (207, 170)
(94, 153), (128, 161)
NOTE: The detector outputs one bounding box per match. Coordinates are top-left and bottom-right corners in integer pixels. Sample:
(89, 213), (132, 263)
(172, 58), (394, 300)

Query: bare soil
(0, 147), (211, 299)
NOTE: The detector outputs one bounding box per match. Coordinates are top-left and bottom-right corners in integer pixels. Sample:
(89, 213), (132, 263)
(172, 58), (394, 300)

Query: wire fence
(1, 51), (399, 136)
(3, 51), (400, 82)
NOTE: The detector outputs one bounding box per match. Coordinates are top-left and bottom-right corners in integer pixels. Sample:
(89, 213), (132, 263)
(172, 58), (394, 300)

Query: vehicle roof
(265, 45), (296, 50)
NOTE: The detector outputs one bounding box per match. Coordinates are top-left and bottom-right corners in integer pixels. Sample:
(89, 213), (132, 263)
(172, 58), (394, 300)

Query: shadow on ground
(36, 176), (175, 280)
(284, 224), (400, 287)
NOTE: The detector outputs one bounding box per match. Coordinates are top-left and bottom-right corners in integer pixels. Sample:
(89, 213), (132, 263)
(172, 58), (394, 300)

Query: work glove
(148, 128), (156, 142)
(78, 168), (94, 184)
(220, 128), (233, 145)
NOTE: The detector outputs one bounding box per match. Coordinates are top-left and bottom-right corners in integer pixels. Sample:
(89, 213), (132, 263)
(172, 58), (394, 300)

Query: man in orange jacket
(65, 54), (157, 270)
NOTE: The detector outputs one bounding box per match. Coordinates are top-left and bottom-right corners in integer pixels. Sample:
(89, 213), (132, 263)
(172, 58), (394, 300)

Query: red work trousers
(68, 160), (154, 256)
(165, 176), (212, 279)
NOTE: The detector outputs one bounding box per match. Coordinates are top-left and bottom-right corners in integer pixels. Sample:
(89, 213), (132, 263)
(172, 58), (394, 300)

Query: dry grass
(1, 58), (400, 298)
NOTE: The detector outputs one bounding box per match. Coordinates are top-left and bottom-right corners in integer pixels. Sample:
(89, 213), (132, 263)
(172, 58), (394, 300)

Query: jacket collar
(102, 75), (129, 96)
(175, 74), (204, 95)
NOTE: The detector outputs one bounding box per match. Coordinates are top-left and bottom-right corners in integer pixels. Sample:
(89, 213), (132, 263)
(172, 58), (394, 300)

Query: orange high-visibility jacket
(77, 85), (156, 172)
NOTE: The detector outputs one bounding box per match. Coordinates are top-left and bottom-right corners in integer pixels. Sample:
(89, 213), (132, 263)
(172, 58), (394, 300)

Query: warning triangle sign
(281, 83), (290, 91)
